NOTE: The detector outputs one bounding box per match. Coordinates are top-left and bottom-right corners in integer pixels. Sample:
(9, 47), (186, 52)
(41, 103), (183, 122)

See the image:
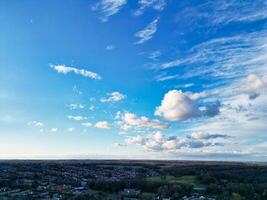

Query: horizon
(1, 0), (267, 161)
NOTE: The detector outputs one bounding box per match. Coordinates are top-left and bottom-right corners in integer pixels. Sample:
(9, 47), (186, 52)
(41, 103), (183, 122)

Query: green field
(145, 175), (205, 188)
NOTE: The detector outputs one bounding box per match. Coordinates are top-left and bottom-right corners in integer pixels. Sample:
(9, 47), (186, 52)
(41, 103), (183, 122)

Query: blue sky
(1, 0), (267, 160)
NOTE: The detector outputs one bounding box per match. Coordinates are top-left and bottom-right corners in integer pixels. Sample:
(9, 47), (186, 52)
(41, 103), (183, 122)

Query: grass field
(145, 175), (205, 188)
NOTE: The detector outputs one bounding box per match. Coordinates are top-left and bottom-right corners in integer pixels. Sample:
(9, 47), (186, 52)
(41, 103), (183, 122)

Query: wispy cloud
(73, 86), (83, 95)
(82, 122), (93, 128)
(67, 115), (87, 121)
(50, 64), (101, 80)
(134, 0), (166, 16)
(66, 104), (85, 110)
(51, 128), (58, 132)
(100, 91), (126, 103)
(154, 73), (178, 82)
(176, 83), (195, 89)
(27, 121), (44, 127)
(148, 50), (161, 60)
(135, 18), (159, 44)
(175, 0), (267, 29)
(160, 31), (267, 81)
(92, 0), (127, 22)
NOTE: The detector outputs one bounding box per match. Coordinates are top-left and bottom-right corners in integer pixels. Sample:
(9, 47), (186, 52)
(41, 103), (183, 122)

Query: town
(0, 160), (266, 199)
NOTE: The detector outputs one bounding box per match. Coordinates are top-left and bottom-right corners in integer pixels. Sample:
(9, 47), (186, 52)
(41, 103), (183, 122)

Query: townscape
(0, 160), (267, 200)
(1, 0), (267, 199)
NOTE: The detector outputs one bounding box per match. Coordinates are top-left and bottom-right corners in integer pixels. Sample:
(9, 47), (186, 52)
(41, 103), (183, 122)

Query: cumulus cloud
(242, 74), (267, 100)
(135, 18), (158, 44)
(50, 64), (101, 80)
(134, 0), (166, 16)
(116, 112), (169, 131)
(126, 134), (146, 145)
(66, 104), (85, 110)
(125, 131), (226, 152)
(82, 122), (93, 128)
(155, 90), (221, 121)
(67, 115), (87, 121)
(95, 121), (110, 129)
(92, 0), (127, 22)
(155, 90), (201, 121)
(100, 91), (126, 103)
(27, 121), (44, 127)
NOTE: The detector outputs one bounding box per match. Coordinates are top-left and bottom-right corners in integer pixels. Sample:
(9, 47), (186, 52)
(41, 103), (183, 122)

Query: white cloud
(95, 121), (110, 129)
(27, 121), (44, 127)
(176, 0), (267, 27)
(92, 0), (127, 22)
(50, 64), (101, 80)
(188, 132), (230, 140)
(155, 90), (201, 121)
(67, 104), (85, 110)
(126, 134), (146, 145)
(185, 91), (207, 100)
(135, 18), (158, 44)
(159, 31), (267, 81)
(153, 30), (267, 156)
(176, 83), (195, 89)
(155, 73), (178, 82)
(105, 45), (115, 50)
(51, 128), (58, 132)
(100, 91), (126, 103)
(134, 0), (166, 16)
(125, 131), (226, 152)
(155, 90), (220, 121)
(187, 75), (267, 143)
(67, 115), (87, 121)
(88, 105), (95, 111)
(148, 50), (161, 60)
(242, 74), (267, 100)
(161, 59), (183, 69)
(117, 112), (169, 131)
(82, 122), (93, 128)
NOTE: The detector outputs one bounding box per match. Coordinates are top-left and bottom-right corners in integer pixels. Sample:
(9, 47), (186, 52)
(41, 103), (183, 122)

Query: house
(120, 188), (141, 200)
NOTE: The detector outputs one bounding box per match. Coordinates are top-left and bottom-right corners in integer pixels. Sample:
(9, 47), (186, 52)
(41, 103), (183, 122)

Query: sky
(0, 0), (267, 161)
